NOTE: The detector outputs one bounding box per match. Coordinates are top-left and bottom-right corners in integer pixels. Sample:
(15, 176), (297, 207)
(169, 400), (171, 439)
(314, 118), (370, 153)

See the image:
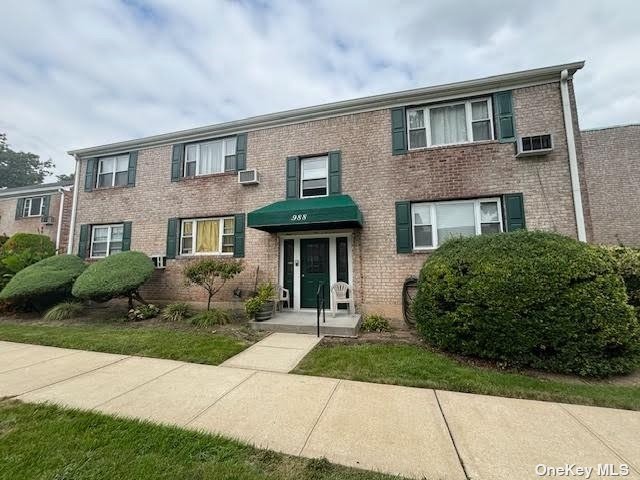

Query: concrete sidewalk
(0, 339), (639, 479)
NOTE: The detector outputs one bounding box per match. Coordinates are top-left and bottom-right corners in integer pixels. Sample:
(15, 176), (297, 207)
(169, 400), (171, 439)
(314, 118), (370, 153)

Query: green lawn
(0, 322), (249, 365)
(293, 343), (640, 411)
(0, 401), (394, 480)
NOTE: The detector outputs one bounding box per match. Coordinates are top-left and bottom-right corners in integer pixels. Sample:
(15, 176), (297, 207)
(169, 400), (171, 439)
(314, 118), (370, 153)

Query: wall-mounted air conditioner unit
(238, 169), (260, 185)
(40, 215), (54, 225)
(516, 134), (554, 157)
(151, 255), (167, 269)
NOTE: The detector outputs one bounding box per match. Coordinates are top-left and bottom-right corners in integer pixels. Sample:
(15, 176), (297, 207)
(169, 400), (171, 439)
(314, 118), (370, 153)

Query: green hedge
(72, 251), (154, 302)
(0, 255), (86, 306)
(1, 233), (56, 288)
(413, 231), (640, 377)
(604, 246), (640, 310)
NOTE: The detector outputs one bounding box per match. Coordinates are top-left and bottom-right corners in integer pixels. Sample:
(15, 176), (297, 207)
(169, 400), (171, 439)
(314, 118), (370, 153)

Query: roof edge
(0, 181), (73, 198)
(68, 61), (585, 158)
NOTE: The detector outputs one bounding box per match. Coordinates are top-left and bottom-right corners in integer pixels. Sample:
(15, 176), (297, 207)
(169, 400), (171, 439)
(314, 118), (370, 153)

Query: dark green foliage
(44, 301), (85, 321)
(360, 314), (392, 333)
(189, 308), (231, 327)
(72, 251), (154, 304)
(0, 133), (55, 188)
(183, 258), (243, 310)
(0, 254), (86, 307)
(0, 233), (56, 287)
(128, 304), (160, 321)
(413, 231), (640, 377)
(0, 234), (8, 248)
(604, 246), (640, 310)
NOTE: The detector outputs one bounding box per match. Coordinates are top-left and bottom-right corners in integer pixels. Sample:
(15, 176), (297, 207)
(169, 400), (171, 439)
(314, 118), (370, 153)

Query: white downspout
(55, 187), (65, 253)
(560, 69), (587, 242)
(66, 154), (82, 254)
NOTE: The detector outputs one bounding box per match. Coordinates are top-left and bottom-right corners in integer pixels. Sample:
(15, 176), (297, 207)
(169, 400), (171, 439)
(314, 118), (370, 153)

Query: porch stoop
(248, 311), (361, 337)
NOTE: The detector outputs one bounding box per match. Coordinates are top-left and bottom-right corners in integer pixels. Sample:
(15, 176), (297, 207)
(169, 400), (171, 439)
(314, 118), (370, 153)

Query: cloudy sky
(1, 0), (639, 177)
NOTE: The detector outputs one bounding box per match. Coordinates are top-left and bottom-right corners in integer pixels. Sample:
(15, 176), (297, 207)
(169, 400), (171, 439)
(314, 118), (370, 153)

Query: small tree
(183, 258), (243, 310)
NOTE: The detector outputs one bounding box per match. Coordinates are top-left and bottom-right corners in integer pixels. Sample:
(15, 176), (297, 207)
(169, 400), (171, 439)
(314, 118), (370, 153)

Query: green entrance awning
(247, 194), (363, 232)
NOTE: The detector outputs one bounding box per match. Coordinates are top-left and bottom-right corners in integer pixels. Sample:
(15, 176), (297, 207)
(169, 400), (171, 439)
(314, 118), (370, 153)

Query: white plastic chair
(330, 282), (354, 316)
(277, 285), (290, 311)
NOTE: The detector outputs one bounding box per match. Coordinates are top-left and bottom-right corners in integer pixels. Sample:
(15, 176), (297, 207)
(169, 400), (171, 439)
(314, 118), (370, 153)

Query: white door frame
(278, 230), (354, 312)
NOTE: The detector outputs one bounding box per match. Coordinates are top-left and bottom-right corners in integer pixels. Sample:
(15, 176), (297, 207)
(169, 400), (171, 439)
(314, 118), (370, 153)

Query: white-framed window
(90, 224), (124, 258)
(22, 196), (44, 217)
(97, 154), (129, 188)
(180, 217), (235, 255)
(412, 198), (502, 250)
(184, 137), (237, 177)
(300, 155), (328, 198)
(407, 97), (494, 149)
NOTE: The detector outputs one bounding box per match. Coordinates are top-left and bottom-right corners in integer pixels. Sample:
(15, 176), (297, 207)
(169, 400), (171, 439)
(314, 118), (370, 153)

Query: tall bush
(603, 246), (640, 310)
(72, 251), (154, 308)
(0, 254), (86, 308)
(0, 233), (55, 288)
(413, 231), (640, 377)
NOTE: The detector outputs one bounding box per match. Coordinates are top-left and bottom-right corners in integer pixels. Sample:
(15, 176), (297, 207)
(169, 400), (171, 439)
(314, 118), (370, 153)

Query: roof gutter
(66, 154), (82, 254)
(68, 61), (585, 159)
(560, 69), (587, 242)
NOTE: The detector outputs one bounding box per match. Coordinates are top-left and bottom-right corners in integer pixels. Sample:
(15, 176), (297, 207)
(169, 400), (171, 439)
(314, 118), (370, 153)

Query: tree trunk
(132, 291), (148, 305)
(207, 293), (212, 311)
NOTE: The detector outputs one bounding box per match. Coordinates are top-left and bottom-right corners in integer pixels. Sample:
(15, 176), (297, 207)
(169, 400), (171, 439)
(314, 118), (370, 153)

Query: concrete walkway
(1, 339), (639, 480)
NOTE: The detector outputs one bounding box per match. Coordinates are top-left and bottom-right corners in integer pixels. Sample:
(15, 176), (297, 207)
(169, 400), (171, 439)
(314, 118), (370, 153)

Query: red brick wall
(582, 124), (640, 246)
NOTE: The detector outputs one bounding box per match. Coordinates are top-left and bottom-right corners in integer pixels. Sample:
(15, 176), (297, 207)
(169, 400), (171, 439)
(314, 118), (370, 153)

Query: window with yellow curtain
(196, 219), (220, 253)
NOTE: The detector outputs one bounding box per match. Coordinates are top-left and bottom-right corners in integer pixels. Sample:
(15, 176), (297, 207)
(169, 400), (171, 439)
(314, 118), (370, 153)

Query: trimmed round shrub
(72, 251), (154, 303)
(0, 254), (86, 306)
(413, 231), (640, 377)
(603, 246), (640, 310)
(1, 233), (56, 287)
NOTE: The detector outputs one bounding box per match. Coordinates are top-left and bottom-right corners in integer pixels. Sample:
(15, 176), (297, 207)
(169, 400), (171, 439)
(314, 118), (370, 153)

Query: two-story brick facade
(0, 181), (73, 252)
(66, 62), (591, 323)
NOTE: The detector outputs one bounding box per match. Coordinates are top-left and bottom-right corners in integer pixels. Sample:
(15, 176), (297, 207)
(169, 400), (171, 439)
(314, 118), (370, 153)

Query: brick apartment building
(0, 181), (73, 252)
(64, 61), (593, 320)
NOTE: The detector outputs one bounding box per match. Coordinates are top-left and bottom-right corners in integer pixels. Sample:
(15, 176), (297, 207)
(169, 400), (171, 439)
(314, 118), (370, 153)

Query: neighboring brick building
(67, 62), (591, 322)
(581, 124), (640, 246)
(0, 181), (74, 252)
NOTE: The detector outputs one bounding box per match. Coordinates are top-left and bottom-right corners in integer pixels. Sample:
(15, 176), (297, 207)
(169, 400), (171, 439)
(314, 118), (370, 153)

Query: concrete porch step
(248, 311), (361, 337)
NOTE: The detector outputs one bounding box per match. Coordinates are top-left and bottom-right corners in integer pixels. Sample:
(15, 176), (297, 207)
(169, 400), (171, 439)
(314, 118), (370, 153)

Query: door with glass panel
(300, 238), (330, 308)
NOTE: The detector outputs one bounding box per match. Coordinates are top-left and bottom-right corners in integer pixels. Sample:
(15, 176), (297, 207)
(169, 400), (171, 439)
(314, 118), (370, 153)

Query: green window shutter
(42, 195), (51, 217)
(236, 133), (247, 171)
(171, 144), (184, 182)
(328, 150), (341, 195)
(503, 193), (526, 231)
(233, 213), (246, 258)
(84, 158), (97, 191)
(122, 221), (132, 251)
(395, 201), (412, 253)
(286, 156), (299, 199)
(166, 218), (179, 259)
(494, 91), (516, 143)
(391, 107), (407, 155)
(78, 224), (89, 258)
(15, 198), (25, 219)
(127, 151), (138, 186)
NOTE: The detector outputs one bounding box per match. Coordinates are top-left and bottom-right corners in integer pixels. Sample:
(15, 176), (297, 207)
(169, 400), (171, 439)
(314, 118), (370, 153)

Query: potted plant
(245, 281), (276, 321)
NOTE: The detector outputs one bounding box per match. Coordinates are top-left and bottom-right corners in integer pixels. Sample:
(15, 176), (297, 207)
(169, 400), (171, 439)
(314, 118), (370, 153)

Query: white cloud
(1, 0), (638, 178)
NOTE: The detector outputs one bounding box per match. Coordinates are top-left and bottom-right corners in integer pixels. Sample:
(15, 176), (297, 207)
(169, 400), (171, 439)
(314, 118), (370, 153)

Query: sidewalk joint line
(298, 379), (341, 456)
(558, 404), (639, 474)
(92, 362), (188, 410)
(0, 350), (83, 375)
(184, 370), (258, 427)
(15, 355), (131, 398)
(434, 390), (470, 480)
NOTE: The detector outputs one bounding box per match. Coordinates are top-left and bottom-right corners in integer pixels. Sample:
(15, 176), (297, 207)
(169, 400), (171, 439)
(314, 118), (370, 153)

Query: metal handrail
(316, 282), (326, 337)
